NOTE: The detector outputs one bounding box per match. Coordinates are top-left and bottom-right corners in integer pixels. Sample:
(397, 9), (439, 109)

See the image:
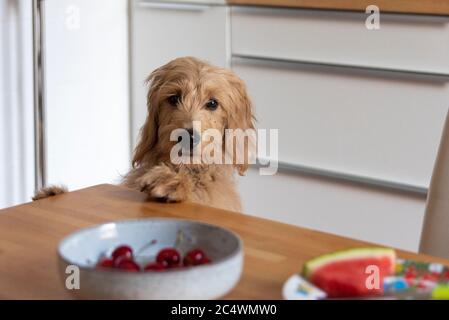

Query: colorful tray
(283, 259), (449, 300)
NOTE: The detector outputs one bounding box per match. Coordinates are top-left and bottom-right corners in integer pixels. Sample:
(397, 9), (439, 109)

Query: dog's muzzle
(178, 128), (200, 152)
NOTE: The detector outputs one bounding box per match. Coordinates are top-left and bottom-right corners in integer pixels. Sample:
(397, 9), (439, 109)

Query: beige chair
(420, 111), (449, 259)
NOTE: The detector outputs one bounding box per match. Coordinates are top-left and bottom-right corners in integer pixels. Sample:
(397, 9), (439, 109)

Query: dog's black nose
(180, 128), (200, 151)
(186, 128), (195, 140)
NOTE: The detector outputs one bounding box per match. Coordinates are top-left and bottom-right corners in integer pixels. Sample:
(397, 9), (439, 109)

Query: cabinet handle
(233, 55), (449, 82)
(256, 158), (428, 196)
(231, 5), (449, 25)
(135, 1), (211, 12)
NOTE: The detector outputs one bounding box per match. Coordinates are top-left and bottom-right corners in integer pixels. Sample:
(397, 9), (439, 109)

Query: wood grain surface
(229, 0), (449, 15)
(0, 184), (447, 299)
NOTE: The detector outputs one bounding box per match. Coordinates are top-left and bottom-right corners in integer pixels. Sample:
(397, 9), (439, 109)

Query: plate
(283, 259), (449, 300)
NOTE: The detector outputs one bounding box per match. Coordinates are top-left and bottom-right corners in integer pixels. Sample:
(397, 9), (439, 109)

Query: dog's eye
(205, 99), (218, 111)
(167, 95), (180, 107)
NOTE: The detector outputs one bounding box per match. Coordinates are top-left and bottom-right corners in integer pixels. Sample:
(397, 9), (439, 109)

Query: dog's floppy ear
(132, 68), (165, 168)
(225, 72), (256, 175)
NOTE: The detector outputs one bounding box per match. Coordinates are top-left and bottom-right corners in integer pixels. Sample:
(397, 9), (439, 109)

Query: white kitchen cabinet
(127, 3), (448, 251)
(233, 59), (449, 189)
(230, 6), (449, 251)
(44, 0), (130, 190)
(237, 168), (426, 251)
(130, 0), (229, 145)
(232, 6), (449, 75)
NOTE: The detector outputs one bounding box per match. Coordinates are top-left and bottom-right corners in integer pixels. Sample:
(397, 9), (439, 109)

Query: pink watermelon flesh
(310, 256), (394, 298)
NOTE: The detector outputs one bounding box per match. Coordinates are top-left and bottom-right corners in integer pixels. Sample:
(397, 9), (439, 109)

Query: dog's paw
(137, 165), (188, 203)
(32, 185), (68, 201)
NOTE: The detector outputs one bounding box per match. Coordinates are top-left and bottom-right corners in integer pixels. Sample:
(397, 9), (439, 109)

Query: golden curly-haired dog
(33, 57), (255, 212)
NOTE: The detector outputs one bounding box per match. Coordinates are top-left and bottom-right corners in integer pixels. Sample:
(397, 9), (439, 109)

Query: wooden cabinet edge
(228, 0), (449, 16)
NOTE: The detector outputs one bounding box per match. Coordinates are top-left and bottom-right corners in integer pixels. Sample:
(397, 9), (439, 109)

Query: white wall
(0, 0), (35, 208)
(0, 0), (131, 209)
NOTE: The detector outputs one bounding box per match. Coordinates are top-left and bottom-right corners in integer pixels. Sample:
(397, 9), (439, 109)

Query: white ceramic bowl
(58, 218), (243, 300)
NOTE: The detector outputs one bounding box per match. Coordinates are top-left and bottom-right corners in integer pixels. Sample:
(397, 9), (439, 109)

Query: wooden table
(1, 184), (448, 299)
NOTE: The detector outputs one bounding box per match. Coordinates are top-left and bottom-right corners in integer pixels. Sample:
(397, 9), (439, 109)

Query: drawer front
(238, 168), (426, 251)
(231, 6), (449, 74)
(233, 58), (449, 188)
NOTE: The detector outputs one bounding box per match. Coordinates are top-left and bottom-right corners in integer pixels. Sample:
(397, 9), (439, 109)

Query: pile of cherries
(96, 245), (211, 272)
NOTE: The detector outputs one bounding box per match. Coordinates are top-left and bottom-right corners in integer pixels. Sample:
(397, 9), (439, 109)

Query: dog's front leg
(136, 164), (191, 203)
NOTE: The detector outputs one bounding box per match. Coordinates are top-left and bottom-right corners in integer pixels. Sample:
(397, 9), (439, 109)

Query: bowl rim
(57, 217), (243, 275)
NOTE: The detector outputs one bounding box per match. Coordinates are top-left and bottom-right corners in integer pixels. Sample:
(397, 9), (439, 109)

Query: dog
(33, 57), (255, 212)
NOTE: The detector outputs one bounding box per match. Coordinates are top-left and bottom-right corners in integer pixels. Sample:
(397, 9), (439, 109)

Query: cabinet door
(233, 59), (449, 189)
(131, 1), (229, 145)
(238, 168), (425, 251)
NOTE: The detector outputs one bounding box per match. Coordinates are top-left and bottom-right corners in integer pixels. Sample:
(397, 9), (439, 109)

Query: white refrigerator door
(44, 0), (130, 191)
(0, 0), (35, 209)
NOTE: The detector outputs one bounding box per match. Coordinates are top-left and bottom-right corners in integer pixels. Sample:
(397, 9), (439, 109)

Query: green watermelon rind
(302, 247), (396, 279)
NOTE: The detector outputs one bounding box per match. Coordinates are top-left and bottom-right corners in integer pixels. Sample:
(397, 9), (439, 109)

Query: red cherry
(199, 257), (211, 265)
(404, 273), (416, 280)
(156, 248), (181, 268)
(404, 266), (417, 279)
(443, 270), (449, 280)
(113, 255), (131, 267)
(183, 249), (208, 266)
(417, 282), (428, 289)
(144, 262), (166, 272)
(423, 272), (439, 281)
(96, 258), (114, 268)
(405, 266), (416, 273)
(112, 245), (133, 261)
(116, 258), (140, 272)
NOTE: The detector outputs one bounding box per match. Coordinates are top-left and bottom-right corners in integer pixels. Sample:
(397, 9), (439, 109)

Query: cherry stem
(174, 230), (184, 249)
(134, 230), (184, 257)
(135, 239), (157, 256)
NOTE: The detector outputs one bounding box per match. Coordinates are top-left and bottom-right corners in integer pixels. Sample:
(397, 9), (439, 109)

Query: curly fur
(32, 185), (68, 201)
(33, 57), (255, 212)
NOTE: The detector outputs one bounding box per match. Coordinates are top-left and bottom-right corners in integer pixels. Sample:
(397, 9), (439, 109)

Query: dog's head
(133, 57), (255, 174)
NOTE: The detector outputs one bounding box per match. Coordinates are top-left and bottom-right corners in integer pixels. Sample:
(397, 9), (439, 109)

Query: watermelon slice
(302, 247), (396, 298)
